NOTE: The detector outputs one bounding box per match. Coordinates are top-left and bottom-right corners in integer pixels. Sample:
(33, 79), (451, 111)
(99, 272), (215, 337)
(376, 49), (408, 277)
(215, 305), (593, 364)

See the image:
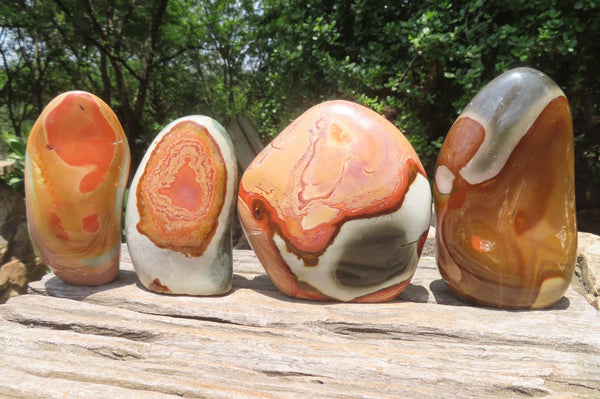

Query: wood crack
(258, 369), (323, 381)
(147, 312), (246, 327)
(4, 316), (159, 343)
(324, 322), (600, 355)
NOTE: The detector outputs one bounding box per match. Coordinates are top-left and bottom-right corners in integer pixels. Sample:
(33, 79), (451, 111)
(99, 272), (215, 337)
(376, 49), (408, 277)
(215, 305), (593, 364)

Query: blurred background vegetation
(1, 0), (598, 210)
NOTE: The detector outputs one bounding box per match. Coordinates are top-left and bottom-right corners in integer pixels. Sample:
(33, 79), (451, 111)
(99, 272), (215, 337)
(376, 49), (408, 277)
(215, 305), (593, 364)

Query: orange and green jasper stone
(433, 67), (577, 309)
(25, 91), (130, 285)
(125, 115), (237, 295)
(238, 100), (432, 302)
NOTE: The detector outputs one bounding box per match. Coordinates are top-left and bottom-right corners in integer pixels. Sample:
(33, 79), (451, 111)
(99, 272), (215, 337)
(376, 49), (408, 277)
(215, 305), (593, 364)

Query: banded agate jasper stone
(125, 115), (237, 295)
(238, 100), (431, 302)
(434, 67), (577, 309)
(25, 91), (130, 285)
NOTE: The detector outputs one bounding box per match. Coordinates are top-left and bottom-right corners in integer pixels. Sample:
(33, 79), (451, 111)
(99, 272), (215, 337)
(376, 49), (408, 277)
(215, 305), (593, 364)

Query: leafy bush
(250, 0), (599, 181)
(0, 130), (27, 191)
(1, 0), (598, 201)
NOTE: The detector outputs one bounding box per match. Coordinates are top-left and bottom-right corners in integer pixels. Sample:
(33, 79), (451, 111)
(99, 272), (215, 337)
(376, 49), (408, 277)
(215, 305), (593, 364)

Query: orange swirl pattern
(25, 91), (130, 285)
(239, 100), (430, 302)
(135, 121), (227, 257)
(434, 69), (577, 309)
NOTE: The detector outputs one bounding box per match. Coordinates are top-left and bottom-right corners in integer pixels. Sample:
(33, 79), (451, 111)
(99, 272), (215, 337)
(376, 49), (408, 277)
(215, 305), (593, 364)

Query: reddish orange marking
(470, 235), (492, 253)
(437, 117), (486, 172)
(240, 101), (427, 265)
(82, 213), (100, 233)
(149, 278), (171, 293)
(136, 121), (226, 257)
(45, 92), (116, 193)
(353, 280), (411, 303)
(158, 162), (202, 211)
(238, 101), (428, 302)
(48, 212), (69, 241)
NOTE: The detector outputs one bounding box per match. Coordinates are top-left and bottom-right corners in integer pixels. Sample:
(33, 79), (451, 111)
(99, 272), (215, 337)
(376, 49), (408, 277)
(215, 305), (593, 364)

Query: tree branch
(133, 0), (169, 118)
(51, 0), (142, 81)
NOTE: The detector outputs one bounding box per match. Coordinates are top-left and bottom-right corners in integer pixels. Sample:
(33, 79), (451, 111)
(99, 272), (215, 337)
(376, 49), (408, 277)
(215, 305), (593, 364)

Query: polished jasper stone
(434, 67), (577, 309)
(25, 91), (130, 285)
(126, 115), (237, 295)
(238, 100), (431, 302)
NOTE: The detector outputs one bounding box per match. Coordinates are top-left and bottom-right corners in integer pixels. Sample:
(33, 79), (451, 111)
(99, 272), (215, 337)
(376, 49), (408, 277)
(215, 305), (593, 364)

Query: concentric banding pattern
(136, 121), (227, 257)
(126, 115), (237, 296)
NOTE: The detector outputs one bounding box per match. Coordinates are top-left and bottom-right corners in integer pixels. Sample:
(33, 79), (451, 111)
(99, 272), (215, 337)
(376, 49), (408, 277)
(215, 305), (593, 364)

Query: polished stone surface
(434, 68), (577, 308)
(239, 100), (431, 302)
(25, 91), (130, 285)
(126, 115), (237, 295)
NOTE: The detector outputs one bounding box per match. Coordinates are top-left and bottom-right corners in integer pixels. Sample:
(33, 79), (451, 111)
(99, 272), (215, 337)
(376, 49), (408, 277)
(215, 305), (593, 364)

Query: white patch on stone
(273, 173), (431, 302)
(532, 276), (566, 309)
(555, 228), (567, 252)
(435, 164), (455, 195)
(458, 68), (565, 185)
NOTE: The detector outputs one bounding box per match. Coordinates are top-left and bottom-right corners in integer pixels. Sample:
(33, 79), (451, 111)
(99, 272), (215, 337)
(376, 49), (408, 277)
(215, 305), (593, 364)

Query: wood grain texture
(0, 236), (599, 398)
(227, 117), (264, 171)
(577, 232), (600, 309)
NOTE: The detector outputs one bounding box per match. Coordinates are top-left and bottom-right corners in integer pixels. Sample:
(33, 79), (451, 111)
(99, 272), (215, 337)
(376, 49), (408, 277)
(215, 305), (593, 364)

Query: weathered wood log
(0, 237), (599, 398)
(577, 232), (600, 309)
(227, 117), (264, 171)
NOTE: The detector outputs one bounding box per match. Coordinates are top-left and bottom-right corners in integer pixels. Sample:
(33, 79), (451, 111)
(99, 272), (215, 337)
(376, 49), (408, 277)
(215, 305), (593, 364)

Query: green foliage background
(1, 0), (599, 205)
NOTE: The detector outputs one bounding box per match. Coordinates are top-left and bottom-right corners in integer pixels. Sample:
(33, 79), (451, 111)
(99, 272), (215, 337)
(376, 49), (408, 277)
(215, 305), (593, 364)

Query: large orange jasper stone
(125, 115), (238, 295)
(25, 91), (130, 285)
(433, 67), (577, 309)
(238, 100), (432, 302)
